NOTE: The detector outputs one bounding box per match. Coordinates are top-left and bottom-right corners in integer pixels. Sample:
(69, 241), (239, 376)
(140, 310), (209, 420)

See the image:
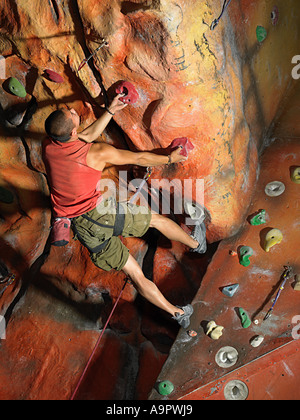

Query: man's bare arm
(86, 143), (187, 171)
(78, 94), (127, 143)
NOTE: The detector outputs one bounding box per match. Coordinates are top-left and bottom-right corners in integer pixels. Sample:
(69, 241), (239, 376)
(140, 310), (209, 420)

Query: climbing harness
(210, 0), (233, 30)
(128, 167), (152, 204)
(70, 276), (129, 400)
(78, 39), (109, 72)
(263, 265), (293, 321)
(71, 201), (125, 253)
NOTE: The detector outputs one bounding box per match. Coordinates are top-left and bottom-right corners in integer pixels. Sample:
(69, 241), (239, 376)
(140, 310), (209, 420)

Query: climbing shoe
(190, 221), (207, 254)
(173, 304), (194, 328)
(184, 201), (207, 254)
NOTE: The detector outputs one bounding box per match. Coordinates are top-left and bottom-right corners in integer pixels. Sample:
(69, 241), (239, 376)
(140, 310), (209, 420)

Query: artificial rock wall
(0, 0), (299, 400)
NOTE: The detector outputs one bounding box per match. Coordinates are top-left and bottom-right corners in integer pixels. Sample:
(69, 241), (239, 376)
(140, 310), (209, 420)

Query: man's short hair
(45, 109), (75, 142)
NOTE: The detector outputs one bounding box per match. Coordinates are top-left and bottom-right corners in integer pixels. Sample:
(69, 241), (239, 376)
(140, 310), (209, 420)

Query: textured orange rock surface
(0, 0), (299, 400)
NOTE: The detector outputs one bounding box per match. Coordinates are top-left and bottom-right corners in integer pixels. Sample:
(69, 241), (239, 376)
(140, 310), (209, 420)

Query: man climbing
(43, 93), (206, 328)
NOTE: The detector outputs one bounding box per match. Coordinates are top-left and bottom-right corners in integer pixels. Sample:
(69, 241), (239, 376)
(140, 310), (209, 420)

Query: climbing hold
(250, 335), (264, 348)
(271, 6), (279, 25)
(256, 26), (268, 43)
(115, 81), (139, 104)
(210, 326), (224, 340)
(224, 380), (249, 400)
(229, 250), (237, 256)
(7, 77), (27, 98)
(170, 137), (194, 158)
(4, 104), (27, 126)
(187, 330), (197, 337)
(263, 228), (283, 252)
(222, 284), (239, 298)
(291, 167), (300, 184)
(265, 181), (285, 197)
(44, 69), (64, 83)
(0, 186), (14, 204)
(293, 274), (300, 291)
(239, 246), (253, 267)
(206, 321), (224, 340)
(157, 380), (174, 396)
(249, 209), (267, 226)
(215, 346), (238, 368)
(238, 308), (251, 329)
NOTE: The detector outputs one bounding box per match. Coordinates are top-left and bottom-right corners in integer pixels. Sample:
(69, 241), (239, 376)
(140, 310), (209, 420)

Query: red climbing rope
(70, 277), (129, 400)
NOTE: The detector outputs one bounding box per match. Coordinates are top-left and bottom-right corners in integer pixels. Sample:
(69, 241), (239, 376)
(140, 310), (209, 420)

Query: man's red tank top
(43, 137), (102, 218)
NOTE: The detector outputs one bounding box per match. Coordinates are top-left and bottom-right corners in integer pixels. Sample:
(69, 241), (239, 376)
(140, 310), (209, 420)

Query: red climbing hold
(271, 6), (279, 25)
(44, 69), (64, 83)
(170, 137), (194, 157)
(115, 81), (139, 104)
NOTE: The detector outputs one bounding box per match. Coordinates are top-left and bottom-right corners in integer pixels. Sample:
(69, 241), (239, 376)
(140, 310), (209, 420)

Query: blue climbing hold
(222, 284), (239, 298)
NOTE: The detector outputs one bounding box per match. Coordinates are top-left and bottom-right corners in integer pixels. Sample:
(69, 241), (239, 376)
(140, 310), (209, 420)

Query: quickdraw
(78, 39), (109, 72)
(263, 265), (293, 321)
(128, 167), (152, 204)
(210, 0), (233, 30)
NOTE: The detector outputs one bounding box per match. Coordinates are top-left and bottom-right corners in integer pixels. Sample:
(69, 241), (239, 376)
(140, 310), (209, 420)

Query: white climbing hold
(250, 335), (264, 347)
(265, 181), (285, 197)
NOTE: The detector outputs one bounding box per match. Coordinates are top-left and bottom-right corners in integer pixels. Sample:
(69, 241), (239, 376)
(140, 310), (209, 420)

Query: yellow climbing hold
(291, 167), (300, 184)
(206, 321), (224, 340)
(264, 228), (283, 252)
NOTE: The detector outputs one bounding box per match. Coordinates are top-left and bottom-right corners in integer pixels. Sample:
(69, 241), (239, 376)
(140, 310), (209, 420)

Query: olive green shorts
(71, 198), (151, 271)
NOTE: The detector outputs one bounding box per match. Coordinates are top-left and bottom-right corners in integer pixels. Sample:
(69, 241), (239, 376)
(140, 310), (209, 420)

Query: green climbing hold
(7, 77), (27, 98)
(158, 380), (174, 396)
(256, 26), (267, 43)
(250, 209), (267, 226)
(238, 308), (251, 329)
(0, 186), (14, 204)
(239, 246), (253, 267)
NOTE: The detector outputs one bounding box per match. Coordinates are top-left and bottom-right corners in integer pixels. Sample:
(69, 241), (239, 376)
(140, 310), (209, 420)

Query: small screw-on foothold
(215, 346), (239, 368)
(239, 246), (253, 267)
(265, 181), (285, 197)
(157, 380), (174, 396)
(250, 335), (264, 347)
(224, 380), (249, 400)
(291, 167), (300, 184)
(238, 308), (251, 328)
(206, 321), (224, 340)
(249, 209), (267, 226)
(263, 228), (283, 252)
(222, 284), (239, 298)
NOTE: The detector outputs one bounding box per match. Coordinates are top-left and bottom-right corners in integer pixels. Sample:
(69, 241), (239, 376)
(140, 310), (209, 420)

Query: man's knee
(149, 212), (165, 229)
